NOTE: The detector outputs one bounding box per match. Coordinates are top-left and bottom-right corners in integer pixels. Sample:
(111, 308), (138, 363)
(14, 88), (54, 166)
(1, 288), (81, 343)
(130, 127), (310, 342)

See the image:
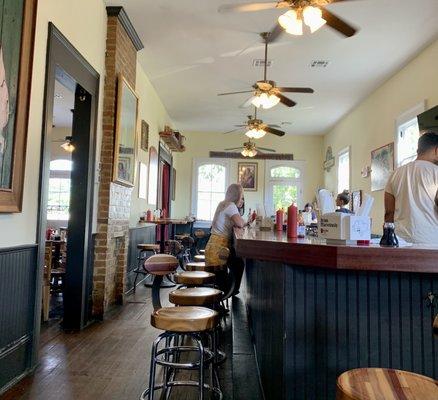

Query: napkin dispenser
(319, 213), (371, 241)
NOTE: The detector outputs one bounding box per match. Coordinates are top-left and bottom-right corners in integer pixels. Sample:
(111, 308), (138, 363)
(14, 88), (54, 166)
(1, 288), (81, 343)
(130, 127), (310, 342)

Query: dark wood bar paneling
(244, 261), (438, 400)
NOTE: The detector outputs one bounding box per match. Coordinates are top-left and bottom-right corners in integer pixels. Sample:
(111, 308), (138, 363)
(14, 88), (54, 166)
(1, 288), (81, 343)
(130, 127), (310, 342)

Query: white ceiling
(105, 0), (438, 135)
(53, 79), (74, 131)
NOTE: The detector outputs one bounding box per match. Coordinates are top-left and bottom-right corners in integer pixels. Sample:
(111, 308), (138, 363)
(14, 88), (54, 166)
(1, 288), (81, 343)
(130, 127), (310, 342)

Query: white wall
(0, 0), (107, 247)
(324, 38), (438, 233)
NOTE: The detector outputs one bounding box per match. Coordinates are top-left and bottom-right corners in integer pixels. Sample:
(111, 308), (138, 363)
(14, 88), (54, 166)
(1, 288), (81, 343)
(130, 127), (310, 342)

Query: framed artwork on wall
(238, 162), (257, 191)
(112, 74), (138, 187)
(138, 162), (148, 200)
(148, 146), (158, 206)
(140, 120), (149, 152)
(371, 142), (394, 192)
(0, 0), (38, 212)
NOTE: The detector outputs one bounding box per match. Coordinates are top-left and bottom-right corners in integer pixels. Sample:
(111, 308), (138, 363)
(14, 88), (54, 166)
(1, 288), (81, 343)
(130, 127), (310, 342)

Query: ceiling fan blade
(235, 124), (247, 127)
(223, 128), (241, 135)
(277, 87), (314, 93)
(268, 124), (281, 128)
(321, 8), (357, 38)
(224, 147), (243, 151)
(277, 93), (297, 108)
(264, 126), (285, 137)
(218, 2), (280, 13)
(240, 96), (256, 108)
(218, 90), (253, 96)
(257, 147), (276, 152)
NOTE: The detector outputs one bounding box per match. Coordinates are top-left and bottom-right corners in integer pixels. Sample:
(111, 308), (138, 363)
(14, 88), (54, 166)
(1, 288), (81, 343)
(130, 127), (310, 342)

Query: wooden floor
(0, 283), (244, 400)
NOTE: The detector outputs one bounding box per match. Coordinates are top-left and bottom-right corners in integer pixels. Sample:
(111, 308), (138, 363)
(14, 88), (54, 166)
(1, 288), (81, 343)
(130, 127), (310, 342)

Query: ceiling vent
(310, 60), (330, 68)
(253, 59), (272, 67)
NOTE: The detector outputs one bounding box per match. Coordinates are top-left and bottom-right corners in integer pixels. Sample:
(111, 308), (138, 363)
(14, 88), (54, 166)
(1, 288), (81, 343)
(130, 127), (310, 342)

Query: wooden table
(149, 218), (189, 253)
(234, 227), (438, 400)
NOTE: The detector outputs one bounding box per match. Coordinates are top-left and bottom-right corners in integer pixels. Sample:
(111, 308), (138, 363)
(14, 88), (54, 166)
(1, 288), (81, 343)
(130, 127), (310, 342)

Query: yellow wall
(129, 64), (174, 226)
(324, 38), (438, 233)
(172, 132), (324, 218)
(0, 0), (107, 247)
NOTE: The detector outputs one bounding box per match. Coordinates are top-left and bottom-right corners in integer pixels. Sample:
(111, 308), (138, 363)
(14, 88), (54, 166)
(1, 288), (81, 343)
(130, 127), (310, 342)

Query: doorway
(157, 144), (173, 243)
(36, 24), (99, 337)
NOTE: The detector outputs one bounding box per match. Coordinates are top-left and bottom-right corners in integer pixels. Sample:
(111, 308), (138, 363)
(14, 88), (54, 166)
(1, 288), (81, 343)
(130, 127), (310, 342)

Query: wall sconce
(361, 165), (371, 178)
(61, 136), (75, 153)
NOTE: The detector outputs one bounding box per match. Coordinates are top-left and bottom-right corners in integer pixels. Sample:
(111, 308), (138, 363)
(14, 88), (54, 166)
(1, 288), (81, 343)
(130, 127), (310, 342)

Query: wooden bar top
(234, 227), (438, 273)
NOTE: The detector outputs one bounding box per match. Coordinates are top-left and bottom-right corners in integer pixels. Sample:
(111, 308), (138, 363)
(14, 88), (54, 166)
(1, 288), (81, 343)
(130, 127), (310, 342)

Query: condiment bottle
(379, 222), (399, 247)
(287, 203), (297, 238)
(251, 209), (257, 222)
(275, 209), (284, 231)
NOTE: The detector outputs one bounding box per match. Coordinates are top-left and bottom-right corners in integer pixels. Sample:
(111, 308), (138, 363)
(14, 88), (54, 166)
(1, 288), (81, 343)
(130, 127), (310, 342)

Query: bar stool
(169, 287), (223, 307)
(132, 243), (160, 292)
(199, 249), (205, 255)
(194, 229), (208, 254)
(194, 254), (206, 262)
(175, 271), (215, 287)
(336, 368), (438, 400)
(141, 306), (222, 400)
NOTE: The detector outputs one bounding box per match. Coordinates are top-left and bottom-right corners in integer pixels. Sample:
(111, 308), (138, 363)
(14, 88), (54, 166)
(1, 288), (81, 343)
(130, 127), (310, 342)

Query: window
(192, 159), (229, 221)
(395, 101), (425, 167)
(47, 159), (72, 220)
(337, 148), (350, 194)
(264, 161), (304, 216)
(396, 118), (420, 166)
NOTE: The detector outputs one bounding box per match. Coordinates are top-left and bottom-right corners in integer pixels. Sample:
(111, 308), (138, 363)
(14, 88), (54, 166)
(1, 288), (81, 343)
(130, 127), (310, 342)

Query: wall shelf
(159, 129), (185, 152)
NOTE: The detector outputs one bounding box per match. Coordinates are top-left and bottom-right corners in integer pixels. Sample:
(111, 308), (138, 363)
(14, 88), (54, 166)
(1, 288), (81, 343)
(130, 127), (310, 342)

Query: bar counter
(234, 227), (438, 400)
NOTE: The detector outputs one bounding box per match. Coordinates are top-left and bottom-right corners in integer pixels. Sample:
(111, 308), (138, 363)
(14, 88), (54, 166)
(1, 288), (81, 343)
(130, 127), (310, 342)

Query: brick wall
(93, 13), (138, 317)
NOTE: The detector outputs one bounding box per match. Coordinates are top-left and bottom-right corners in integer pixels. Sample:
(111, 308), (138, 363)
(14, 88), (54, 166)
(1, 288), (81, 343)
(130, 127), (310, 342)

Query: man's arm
(384, 192), (396, 223)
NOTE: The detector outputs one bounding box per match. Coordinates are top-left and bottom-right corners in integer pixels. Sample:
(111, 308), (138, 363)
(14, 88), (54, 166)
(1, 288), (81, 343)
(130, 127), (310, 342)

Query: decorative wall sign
(371, 142), (394, 192)
(138, 162), (147, 200)
(323, 146), (335, 172)
(148, 146), (158, 206)
(238, 162), (258, 191)
(140, 120), (149, 152)
(113, 74), (138, 187)
(350, 190), (363, 213)
(0, 0), (37, 212)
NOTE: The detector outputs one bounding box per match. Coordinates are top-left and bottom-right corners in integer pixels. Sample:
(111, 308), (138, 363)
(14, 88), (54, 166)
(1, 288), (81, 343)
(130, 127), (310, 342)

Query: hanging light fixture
(278, 6), (326, 36)
(60, 136), (75, 153)
(251, 92), (280, 109)
(245, 128), (266, 139)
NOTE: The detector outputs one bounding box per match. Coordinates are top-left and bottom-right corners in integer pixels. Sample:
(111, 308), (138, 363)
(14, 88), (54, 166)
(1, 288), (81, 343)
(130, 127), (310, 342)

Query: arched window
(270, 166), (300, 179)
(192, 159), (229, 221)
(47, 159), (72, 220)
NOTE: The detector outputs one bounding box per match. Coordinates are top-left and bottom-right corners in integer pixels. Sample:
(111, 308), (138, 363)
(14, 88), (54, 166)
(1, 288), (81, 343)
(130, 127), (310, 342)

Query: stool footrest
(140, 381), (223, 400)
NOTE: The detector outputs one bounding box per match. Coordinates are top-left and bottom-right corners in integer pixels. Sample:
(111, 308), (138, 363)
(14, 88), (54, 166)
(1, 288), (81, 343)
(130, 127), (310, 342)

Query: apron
(205, 233), (230, 266)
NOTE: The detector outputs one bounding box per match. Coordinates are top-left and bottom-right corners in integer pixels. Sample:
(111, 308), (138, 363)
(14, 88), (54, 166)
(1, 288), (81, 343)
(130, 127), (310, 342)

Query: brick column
(93, 7), (143, 318)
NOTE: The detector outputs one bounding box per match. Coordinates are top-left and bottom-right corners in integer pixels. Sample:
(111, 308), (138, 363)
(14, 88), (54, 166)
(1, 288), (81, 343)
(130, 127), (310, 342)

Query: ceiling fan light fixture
(278, 10), (303, 36)
(251, 92), (280, 109)
(60, 136), (75, 153)
(303, 6), (326, 33)
(246, 128), (266, 139)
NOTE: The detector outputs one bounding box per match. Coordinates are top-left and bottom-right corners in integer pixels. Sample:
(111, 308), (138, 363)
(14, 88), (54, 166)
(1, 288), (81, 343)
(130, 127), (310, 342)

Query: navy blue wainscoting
(126, 225), (156, 292)
(244, 260), (438, 400)
(0, 245), (38, 394)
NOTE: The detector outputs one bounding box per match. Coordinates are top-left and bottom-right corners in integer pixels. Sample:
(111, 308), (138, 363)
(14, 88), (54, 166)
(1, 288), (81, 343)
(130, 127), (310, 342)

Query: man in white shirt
(384, 132), (438, 246)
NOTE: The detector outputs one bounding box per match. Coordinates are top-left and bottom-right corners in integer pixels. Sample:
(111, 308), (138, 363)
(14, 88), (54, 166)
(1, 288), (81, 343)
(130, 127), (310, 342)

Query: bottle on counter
(275, 208), (284, 231)
(297, 211), (306, 238)
(380, 222), (399, 247)
(287, 203), (298, 238)
(146, 209), (153, 222)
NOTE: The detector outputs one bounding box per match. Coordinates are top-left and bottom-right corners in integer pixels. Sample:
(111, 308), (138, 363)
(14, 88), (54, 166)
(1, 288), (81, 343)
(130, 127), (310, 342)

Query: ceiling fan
(218, 32), (314, 109)
(223, 108), (286, 138)
(225, 139), (276, 157)
(218, 1), (358, 39)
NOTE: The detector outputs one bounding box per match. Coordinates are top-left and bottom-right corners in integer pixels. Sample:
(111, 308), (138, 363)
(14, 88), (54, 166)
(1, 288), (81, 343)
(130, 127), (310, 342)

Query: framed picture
(138, 162), (148, 200)
(148, 146), (158, 206)
(350, 190), (363, 213)
(371, 142), (394, 192)
(112, 74), (138, 187)
(238, 162), (257, 191)
(140, 120), (149, 152)
(171, 167), (176, 201)
(0, 0), (38, 212)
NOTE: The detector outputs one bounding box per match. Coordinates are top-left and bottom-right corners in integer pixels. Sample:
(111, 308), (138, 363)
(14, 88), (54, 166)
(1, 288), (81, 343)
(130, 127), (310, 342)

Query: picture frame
(371, 142), (394, 192)
(138, 162), (148, 200)
(350, 190), (363, 213)
(238, 162), (257, 191)
(148, 146), (158, 206)
(112, 74), (138, 187)
(0, 0), (38, 212)
(140, 119), (149, 152)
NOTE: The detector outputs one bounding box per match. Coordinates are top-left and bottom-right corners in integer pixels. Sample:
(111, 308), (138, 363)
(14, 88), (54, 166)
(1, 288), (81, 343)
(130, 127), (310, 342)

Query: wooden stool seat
(194, 254), (205, 262)
(151, 306), (219, 332)
(169, 287), (223, 306)
(194, 229), (206, 238)
(175, 271), (215, 285)
(199, 249), (205, 254)
(144, 254), (179, 275)
(336, 368), (438, 400)
(137, 243), (160, 251)
(186, 261), (226, 272)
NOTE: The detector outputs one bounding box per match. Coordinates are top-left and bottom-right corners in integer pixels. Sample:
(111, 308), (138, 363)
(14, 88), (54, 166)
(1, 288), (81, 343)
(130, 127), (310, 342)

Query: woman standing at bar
(205, 183), (246, 296)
